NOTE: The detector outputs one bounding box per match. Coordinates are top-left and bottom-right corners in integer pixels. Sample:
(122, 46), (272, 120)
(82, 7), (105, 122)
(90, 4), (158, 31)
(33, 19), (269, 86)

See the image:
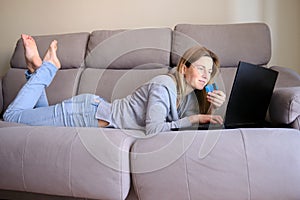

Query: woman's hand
(189, 114), (223, 125)
(207, 90), (226, 109)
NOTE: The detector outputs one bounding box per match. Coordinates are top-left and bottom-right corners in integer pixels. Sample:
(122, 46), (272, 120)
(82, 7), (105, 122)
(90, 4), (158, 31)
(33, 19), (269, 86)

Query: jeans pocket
(62, 94), (99, 127)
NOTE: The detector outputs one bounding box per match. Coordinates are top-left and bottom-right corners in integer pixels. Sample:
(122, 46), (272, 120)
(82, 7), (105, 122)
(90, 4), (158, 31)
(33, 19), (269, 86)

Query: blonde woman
(4, 34), (226, 135)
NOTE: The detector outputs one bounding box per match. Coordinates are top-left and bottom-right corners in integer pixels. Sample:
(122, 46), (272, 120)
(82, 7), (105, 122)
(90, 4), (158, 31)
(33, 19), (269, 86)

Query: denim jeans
(3, 62), (99, 127)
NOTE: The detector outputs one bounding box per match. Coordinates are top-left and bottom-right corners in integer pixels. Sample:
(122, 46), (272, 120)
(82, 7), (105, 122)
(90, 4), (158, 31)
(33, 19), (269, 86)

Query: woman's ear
(179, 64), (187, 74)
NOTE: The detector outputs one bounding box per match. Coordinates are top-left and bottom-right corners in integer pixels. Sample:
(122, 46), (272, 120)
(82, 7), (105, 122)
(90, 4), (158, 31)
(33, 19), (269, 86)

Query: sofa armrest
(271, 66), (300, 88)
(269, 87), (300, 128)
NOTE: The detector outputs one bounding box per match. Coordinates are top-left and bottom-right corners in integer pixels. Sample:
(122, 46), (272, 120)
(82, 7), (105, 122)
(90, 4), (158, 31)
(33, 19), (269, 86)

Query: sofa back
(2, 23), (271, 114)
(3, 32), (90, 112)
(78, 28), (171, 102)
(172, 23), (271, 98)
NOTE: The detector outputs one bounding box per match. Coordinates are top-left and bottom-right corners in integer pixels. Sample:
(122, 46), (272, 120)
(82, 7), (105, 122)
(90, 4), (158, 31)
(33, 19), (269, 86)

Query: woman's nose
(202, 69), (208, 79)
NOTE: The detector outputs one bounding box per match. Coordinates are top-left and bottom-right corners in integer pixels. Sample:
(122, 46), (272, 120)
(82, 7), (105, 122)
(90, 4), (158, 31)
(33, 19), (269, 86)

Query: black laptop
(198, 61), (278, 130)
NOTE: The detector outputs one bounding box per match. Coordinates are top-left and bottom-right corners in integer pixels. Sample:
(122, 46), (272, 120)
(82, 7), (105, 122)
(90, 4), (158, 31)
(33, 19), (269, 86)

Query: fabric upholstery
(291, 117), (300, 129)
(269, 87), (300, 124)
(172, 23), (271, 67)
(218, 67), (237, 99)
(10, 32), (90, 69)
(0, 78), (3, 114)
(85, 28), (172, 69)
(2, 68), (82, 110)
(131, 130), (250, 200)
(241, 128), (300, 199)
(131, 129), (300, 200)
(78, 68), (169, 102)
(271, 65), (300, 88)
(0, 126), (135, 200)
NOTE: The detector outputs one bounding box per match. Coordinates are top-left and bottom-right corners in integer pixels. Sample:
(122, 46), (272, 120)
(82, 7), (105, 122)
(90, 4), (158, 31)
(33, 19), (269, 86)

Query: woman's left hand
(207, 90), (226, 109)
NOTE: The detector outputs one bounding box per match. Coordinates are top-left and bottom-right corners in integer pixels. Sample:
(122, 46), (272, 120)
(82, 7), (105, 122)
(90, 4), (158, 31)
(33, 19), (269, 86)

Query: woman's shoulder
(149, 74), (175, 87)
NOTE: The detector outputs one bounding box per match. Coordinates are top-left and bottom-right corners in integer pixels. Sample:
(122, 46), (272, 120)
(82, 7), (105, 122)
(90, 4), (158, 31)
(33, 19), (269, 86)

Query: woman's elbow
(145, 124), (169, 135)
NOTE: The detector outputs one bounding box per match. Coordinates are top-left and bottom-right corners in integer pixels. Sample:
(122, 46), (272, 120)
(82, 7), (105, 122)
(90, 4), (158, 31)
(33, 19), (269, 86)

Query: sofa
(0, 23), (300, 200)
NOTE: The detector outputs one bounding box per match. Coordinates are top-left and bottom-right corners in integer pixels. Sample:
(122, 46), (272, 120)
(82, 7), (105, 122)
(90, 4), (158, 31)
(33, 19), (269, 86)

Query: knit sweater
(96, 75), (198, 135)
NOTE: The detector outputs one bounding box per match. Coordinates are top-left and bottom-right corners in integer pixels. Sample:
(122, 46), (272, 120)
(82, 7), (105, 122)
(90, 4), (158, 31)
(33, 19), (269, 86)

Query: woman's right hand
(189, 114), (223, 125)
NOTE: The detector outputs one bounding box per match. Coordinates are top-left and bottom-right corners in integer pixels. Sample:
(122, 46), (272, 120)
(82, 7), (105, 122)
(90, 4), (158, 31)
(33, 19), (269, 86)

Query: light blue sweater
(96, 75), (198, 135)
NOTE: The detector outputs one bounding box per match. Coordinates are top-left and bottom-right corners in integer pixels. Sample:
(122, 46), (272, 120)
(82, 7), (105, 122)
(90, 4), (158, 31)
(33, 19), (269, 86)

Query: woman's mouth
(199, 80), (206, 85)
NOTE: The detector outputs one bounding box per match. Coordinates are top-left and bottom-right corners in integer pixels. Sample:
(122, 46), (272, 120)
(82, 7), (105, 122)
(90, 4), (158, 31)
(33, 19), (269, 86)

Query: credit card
(205, 83), (218, 93)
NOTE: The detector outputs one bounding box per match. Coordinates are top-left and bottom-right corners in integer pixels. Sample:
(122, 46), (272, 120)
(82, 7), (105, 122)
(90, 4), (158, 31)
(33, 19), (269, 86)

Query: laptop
(198, 61), (278, 130)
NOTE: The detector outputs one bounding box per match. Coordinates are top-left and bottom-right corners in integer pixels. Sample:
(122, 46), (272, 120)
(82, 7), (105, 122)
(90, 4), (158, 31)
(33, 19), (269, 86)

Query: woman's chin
(195, 85), (205, 90)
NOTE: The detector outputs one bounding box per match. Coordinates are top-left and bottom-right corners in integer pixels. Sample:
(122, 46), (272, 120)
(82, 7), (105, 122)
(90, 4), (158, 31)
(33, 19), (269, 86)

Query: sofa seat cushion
(241, 128), (300, 199)
(131, 129), (250, 200)
(131, 128), (300, 200)
(0, 126), (136, 200)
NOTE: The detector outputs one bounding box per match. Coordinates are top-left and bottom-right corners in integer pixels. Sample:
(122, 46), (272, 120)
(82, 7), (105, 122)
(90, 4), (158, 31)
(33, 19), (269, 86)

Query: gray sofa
(0, 23), (300, 200)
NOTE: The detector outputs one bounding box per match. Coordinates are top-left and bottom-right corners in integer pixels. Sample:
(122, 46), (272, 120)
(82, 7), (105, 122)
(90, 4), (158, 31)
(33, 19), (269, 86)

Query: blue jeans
(3, 62), (99, 127)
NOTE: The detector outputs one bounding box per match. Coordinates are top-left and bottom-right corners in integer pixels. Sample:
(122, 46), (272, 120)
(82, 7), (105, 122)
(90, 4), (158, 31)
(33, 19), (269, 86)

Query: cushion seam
(22, 128), (36, 191)
(239, 129), (251, 200)
(183, 145), (191, 200)
(68, 129), (78, 197)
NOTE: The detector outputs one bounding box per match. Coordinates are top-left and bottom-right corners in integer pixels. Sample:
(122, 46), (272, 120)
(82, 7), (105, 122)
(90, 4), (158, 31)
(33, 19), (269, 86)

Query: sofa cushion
(2, 68), (82, 110)
(172, 23), (271, 67)
(78, 67), (169, 102)
(3, 32), (89, 112)
(85, 28), (172, 69)
(131, 129), (250, 200)
(131, 128), (300, 200)
(10, 32), (90, 69)
(241, 128), (300, 199)
(0, 126), (136, 200)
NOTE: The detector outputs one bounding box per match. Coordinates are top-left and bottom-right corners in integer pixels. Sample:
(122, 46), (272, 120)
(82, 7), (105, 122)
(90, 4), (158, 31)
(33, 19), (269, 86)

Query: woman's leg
(23, 34), (49, 107)
(3, 34), (61, 123)
(25, 70), (49, 107)
(3, 93), (100, 127)
(4, 35), (99, 127)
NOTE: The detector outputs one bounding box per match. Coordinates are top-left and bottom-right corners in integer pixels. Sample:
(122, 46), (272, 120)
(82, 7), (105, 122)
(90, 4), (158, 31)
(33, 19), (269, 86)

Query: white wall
(0, 0), (299, 75)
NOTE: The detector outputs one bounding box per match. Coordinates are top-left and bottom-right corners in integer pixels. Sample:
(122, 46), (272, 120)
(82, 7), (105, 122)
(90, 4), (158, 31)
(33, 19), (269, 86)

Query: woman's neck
(184, 84), (194, 96)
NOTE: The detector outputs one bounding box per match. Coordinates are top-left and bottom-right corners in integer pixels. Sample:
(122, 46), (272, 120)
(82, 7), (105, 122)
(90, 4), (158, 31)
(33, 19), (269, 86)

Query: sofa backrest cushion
(77, 68), (169, 102)
(79, 28), (172, 101)
(171, 23), (271, 67)
(10, 32), (90, 69)
(3, 33), (89, 111)
(85, 28), (172, 69)
(2, 68), (82, 111)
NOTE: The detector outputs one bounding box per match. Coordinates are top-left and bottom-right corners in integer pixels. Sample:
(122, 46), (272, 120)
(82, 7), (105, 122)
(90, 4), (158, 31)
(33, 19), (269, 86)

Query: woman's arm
(188, 114), (223, 125)
(145, 85), (192, 135)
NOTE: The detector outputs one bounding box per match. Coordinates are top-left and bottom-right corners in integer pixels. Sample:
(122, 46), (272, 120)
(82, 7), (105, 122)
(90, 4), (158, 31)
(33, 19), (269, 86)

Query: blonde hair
(170, 46), (220, 114)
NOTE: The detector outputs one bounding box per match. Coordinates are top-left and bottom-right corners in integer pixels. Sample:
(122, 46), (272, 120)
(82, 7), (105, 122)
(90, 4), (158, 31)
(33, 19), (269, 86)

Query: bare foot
(21, 34), (42, 73)
(43, 40), (61, 69)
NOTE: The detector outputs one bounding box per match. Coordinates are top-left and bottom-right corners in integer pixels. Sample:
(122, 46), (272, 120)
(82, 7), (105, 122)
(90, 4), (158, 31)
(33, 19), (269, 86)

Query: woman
(3, 34), (226, 135)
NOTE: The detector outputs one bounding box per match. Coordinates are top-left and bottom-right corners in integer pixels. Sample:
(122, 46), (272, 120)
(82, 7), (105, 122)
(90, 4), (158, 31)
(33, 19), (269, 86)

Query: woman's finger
(209, 115), (223, 124)
(207, 91), (226, 107)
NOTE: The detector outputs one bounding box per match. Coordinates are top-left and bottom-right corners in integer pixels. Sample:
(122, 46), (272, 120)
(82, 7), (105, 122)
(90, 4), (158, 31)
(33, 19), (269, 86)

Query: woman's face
(183, 56), (213, 90)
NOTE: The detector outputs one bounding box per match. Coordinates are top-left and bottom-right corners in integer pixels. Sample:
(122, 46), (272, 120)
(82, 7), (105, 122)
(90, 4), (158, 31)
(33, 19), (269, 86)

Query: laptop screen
(224, 61), (278, 128)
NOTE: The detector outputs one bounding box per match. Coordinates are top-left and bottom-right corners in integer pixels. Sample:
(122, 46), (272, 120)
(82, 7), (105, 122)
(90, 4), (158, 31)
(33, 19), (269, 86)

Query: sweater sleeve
(145, 84), (192, 135)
